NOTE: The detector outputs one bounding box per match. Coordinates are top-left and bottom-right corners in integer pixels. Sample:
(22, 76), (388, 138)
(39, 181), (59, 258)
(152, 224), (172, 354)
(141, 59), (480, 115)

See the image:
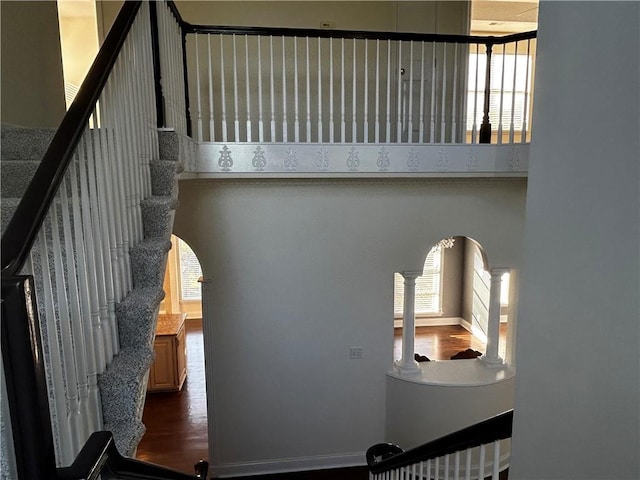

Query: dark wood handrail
(56, 431), (201, 480)
(0, 1), (142, 276)
(367, 409), (514, 474)
(185, 23), (535, 46)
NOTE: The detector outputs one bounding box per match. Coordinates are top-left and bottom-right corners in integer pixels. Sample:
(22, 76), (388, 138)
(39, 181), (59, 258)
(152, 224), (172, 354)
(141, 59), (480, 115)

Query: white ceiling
(471, 0), (539, 34)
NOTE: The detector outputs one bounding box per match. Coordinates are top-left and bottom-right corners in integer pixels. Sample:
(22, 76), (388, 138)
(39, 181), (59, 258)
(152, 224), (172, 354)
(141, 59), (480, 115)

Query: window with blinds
(394, 247), (443, 317)
(178, 238), (203, 301)
(466, 52), (533, 131)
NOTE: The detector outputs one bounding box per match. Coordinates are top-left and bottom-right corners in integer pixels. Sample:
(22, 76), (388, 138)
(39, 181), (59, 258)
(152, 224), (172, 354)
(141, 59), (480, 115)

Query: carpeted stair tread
(150, 160), (182, 197)
(130, 239), (172, 289)
(1, 127), (56, 162)
(140, 196), (178, 241)
(116, 286), (165, 349)
(1, 161), (41, 198)
(1, 198), (20, 236)
(99, 346), (154, 425)
(103, 419), (146, 457)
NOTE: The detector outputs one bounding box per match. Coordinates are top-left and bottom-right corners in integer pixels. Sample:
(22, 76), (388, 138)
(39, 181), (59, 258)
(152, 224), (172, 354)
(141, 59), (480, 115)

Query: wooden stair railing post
(2, 276), (57, 480)
(479, 40), (494, 144)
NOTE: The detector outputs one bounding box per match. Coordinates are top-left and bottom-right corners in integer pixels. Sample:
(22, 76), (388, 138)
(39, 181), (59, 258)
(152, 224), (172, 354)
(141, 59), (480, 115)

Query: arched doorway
(135, 235), (208, 474)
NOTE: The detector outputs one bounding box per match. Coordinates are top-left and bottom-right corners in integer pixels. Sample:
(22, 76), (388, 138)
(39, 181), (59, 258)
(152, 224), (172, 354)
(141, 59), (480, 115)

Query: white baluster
(364, 39), (369, 143)
(282, 36), (288, 141)
(67, 158), (102, 428)
(73, 145), (106, 373)
(258, 36), (265, 142)
(49, 201), (84, 457)
(434, 457), (440, 480)
(59, 176), (94, 439)
(407, 40), (414, 142)
(220, 34), (228, 141)
(472, 44), (480, 144)
(451, 43), (459, 143)
(305, 36), (311, 142)
(208, 34), (215, 141)
(375, 39), (380, 143)
(509, 42), (519, 143)
(465, 448), (472, 480)
(36, 224), (74, 465)
(430, 42), (437, 143)
(498, 45), (506, 144)
(396, 41), (402, 142)
(329, 37), (334, 142)
(245, 35), (252, 142)
(444, 453), (450, 480)
(294, 36), (300, 142)
(478, 445), (486, 480)
(454, 450), (461, 480)
(521, 38), (532, 143)
(195, 33), (203, 141)
(352, 38), (357, 142)
(385, 40), (391, 143)
(441, 43), (448, 142)
(270, 36), (276, 141)
(233, 34), (240, 141)
(419, 41), (426, 143)
(492, 440), (501, 479)
(318, 37), (323, 142)
(340, 38), (345, 142)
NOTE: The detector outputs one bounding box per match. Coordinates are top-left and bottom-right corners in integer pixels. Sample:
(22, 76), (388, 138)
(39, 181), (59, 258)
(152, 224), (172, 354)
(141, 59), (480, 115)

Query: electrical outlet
(349, 347), (363, 360)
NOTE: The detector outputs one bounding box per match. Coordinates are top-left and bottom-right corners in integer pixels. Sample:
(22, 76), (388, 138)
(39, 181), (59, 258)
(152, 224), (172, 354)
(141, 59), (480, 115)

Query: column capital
(490, 267), (510, 276)
(400, 270), (422, 280)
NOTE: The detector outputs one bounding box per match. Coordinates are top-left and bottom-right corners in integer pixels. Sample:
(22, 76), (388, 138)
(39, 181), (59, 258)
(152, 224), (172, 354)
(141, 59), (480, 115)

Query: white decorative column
(481, 268), (509, 366)
(394, 270), (422, 375)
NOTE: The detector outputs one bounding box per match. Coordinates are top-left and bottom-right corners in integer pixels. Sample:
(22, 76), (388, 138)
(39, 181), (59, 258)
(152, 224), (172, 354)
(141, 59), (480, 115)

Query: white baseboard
(213, 452), (366, 478)
(394, 316), (464, 328)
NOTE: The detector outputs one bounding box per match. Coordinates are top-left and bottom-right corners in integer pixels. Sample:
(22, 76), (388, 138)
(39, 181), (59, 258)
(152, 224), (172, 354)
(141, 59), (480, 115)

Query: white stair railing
(367, 410), (513, 480)
(186, 27), (536, 145)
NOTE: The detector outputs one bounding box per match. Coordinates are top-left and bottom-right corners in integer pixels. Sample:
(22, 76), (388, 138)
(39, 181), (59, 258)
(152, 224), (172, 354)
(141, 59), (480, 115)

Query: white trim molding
(213, 452), (366, 478)
(193, 143), (529, 178)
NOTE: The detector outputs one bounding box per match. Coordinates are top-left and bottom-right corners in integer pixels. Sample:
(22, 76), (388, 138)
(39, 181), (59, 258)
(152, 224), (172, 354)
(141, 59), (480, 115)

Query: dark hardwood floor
(136, 320), (209, 475)
(136, 322), (505, 477)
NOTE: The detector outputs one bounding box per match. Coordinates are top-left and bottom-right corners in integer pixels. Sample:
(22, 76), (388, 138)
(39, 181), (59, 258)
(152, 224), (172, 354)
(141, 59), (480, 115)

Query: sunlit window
(394, 246), (443, 317)
(177, 238), (202, 301)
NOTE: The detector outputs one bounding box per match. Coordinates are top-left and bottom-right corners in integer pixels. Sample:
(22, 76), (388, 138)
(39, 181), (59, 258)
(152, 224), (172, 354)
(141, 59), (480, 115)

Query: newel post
(479, 41), (493, 144)
(394, 271), (422, 375)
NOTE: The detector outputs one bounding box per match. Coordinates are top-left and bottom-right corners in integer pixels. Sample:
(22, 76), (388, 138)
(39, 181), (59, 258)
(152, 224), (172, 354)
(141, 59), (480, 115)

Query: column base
(393, 359), (422, 375)
(479, 355), (504, 367)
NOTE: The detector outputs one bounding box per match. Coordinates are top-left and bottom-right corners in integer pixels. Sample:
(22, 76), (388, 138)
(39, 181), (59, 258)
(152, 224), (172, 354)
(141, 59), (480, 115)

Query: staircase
(1, 126), (184, 460)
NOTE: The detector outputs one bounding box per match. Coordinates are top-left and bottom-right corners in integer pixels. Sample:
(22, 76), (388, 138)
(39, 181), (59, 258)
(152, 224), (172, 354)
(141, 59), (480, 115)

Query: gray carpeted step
(1, 161), (41, 198)
(1, 127), (56, 162)
(130, 239), (172, 289)
(141, 196), (178, 240)
(116, 286), (165, 350)
(150, 160), (182, 198)
(103, 419), (146, 457)
(98, 346), (154, 426)
(1, 198), (20, 236)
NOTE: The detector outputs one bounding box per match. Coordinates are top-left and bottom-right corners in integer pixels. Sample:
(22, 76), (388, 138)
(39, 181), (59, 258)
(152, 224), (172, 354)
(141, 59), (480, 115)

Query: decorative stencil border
(195, 143), (530, 178)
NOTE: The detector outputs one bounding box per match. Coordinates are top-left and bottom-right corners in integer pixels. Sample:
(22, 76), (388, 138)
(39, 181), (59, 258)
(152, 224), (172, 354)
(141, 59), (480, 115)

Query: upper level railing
(367, 409), (514, 479)
(181, 24), (536, 145)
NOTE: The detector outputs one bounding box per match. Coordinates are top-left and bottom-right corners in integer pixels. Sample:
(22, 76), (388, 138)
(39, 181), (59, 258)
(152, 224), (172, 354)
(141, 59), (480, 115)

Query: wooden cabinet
(148, 313), (187, 392)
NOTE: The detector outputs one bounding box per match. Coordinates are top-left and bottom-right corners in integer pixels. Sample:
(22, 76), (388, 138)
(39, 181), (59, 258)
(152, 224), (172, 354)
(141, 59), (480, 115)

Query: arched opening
(393, 236), (509, 365)
(135, 235), (208, 473)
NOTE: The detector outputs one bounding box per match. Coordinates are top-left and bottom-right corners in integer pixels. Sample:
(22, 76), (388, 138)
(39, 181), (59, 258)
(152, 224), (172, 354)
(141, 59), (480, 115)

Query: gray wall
(0, 1), (66, 127)
(510, 2), (639, 478)
(174, 177), (526, 472)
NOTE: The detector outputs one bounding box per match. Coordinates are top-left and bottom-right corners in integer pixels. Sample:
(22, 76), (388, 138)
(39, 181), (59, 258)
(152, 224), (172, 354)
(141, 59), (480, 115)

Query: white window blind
(178, 238), (202, 301)
(466, 52), (532, 131)
(394, 247), (443, 317)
